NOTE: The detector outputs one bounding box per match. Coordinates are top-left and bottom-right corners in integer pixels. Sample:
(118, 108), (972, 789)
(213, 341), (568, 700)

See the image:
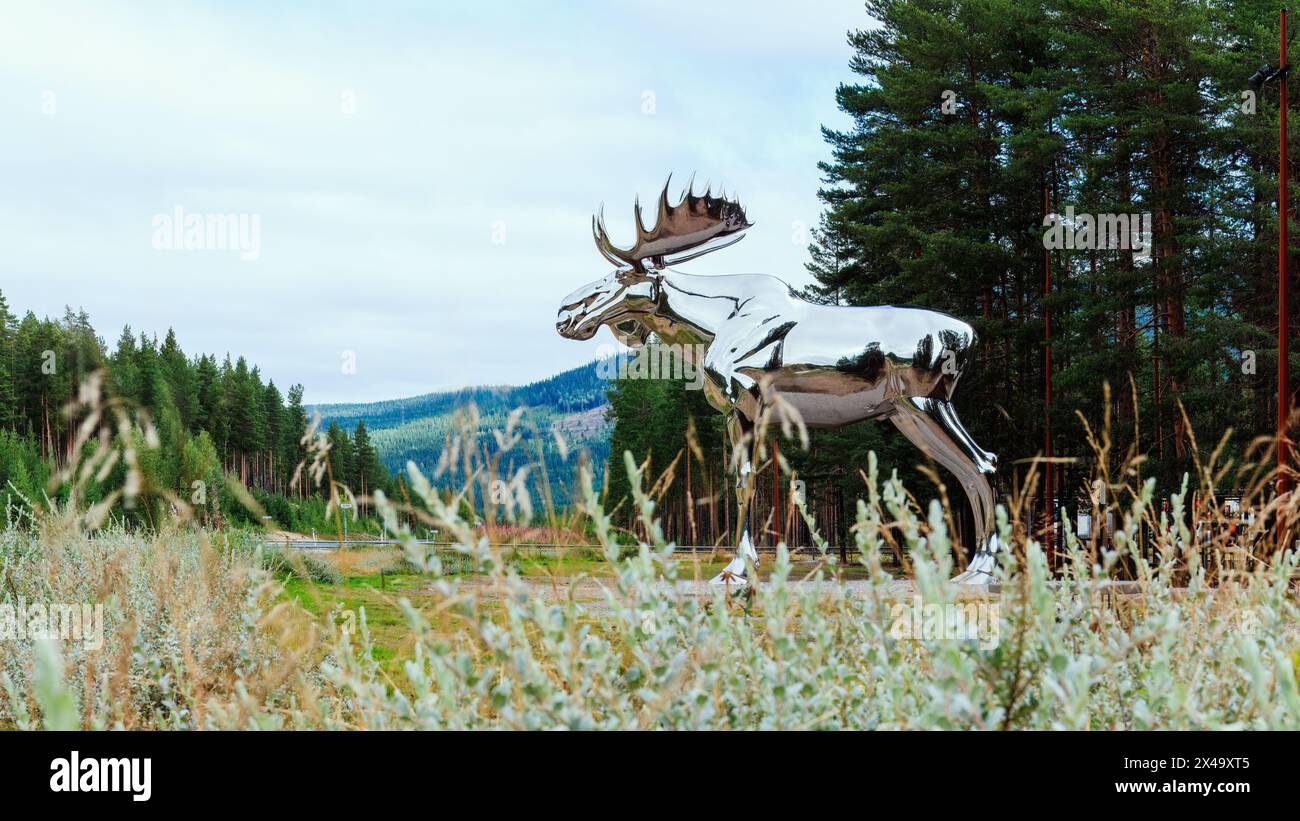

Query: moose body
(557, 180), (1000, 585)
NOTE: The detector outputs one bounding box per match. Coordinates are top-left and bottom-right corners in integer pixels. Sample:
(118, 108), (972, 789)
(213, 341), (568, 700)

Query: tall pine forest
(0, 292), (392, 533)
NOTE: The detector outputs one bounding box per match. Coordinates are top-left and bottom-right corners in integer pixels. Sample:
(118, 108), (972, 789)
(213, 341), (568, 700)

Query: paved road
(263, 538), (851, 556)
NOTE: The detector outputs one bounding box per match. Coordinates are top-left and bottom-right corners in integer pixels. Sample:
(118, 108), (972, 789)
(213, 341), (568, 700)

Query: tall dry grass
(0, 375), (1297, 729)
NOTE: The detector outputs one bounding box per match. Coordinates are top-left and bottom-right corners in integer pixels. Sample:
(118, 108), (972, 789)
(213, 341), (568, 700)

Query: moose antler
(593, 175), (752, 271)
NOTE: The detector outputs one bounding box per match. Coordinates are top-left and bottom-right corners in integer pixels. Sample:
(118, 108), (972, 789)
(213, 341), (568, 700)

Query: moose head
(555, 177), (751, 344)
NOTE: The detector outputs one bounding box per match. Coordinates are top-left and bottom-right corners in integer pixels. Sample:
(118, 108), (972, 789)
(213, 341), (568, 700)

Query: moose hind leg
(889, 397), (999, 585)
(709, 411), (760, 588)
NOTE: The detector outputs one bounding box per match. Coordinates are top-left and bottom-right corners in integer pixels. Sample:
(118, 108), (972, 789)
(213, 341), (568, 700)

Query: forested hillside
(313, 361), (611, 508)
(600, 0), (1299, 546)
(0, 290), (393, 532)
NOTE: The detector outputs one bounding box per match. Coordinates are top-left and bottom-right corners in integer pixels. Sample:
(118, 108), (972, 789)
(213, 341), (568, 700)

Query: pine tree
(326, 420), (353, 498)
(0, 291), (17, 430)
(263, 380), (284, 493)
(194, 355), (221, 437)
(161, 328), (198, 431)
(283, 384), (309, 497)
(352, 420), (386, 512)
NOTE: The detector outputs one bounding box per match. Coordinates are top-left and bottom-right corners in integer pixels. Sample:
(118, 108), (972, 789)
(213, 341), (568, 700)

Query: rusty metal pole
(1279, 8), (1291, 501)
(1044, 185), (1054, 566)
(773, 435), (780, 546)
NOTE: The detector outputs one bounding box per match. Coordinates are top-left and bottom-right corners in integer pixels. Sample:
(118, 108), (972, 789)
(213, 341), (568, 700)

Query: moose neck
(634, 270), (782, 349)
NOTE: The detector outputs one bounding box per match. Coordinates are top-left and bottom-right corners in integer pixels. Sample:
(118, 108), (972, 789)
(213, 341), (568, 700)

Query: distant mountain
(311, 361), (611, 507)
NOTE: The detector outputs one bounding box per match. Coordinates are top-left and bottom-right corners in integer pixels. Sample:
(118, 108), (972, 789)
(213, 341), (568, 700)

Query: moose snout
(556, 305), (596, 340)
(556, 305), (576, 336)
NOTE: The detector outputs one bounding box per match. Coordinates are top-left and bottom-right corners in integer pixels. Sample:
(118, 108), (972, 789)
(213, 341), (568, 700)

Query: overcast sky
(1, 0), (870, 403)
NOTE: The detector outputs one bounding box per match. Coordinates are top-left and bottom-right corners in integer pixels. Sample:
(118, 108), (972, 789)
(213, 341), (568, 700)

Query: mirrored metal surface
(558, 179), (1001, 586)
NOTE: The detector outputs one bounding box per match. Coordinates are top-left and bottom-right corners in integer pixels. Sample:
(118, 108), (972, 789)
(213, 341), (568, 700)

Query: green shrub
(259, 547), (342, 584)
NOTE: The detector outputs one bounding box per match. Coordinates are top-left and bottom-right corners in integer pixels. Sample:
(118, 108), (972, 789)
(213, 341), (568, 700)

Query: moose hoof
(950, 551), (997, 587)
(708, 564), (750, 588)
(711, 531), (759, 589)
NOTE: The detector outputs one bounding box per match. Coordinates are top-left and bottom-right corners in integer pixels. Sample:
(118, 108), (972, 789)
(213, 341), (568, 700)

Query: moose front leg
(889, 396), (1000, 586)
(709, 411), (760, 588)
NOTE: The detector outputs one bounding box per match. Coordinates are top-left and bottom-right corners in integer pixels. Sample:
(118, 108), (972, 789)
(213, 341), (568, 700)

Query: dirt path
(454, 574), (926, 606)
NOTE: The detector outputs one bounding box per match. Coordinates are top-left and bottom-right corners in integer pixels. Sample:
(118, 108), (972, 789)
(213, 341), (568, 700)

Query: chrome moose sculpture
(556, 179), (1001, 586)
